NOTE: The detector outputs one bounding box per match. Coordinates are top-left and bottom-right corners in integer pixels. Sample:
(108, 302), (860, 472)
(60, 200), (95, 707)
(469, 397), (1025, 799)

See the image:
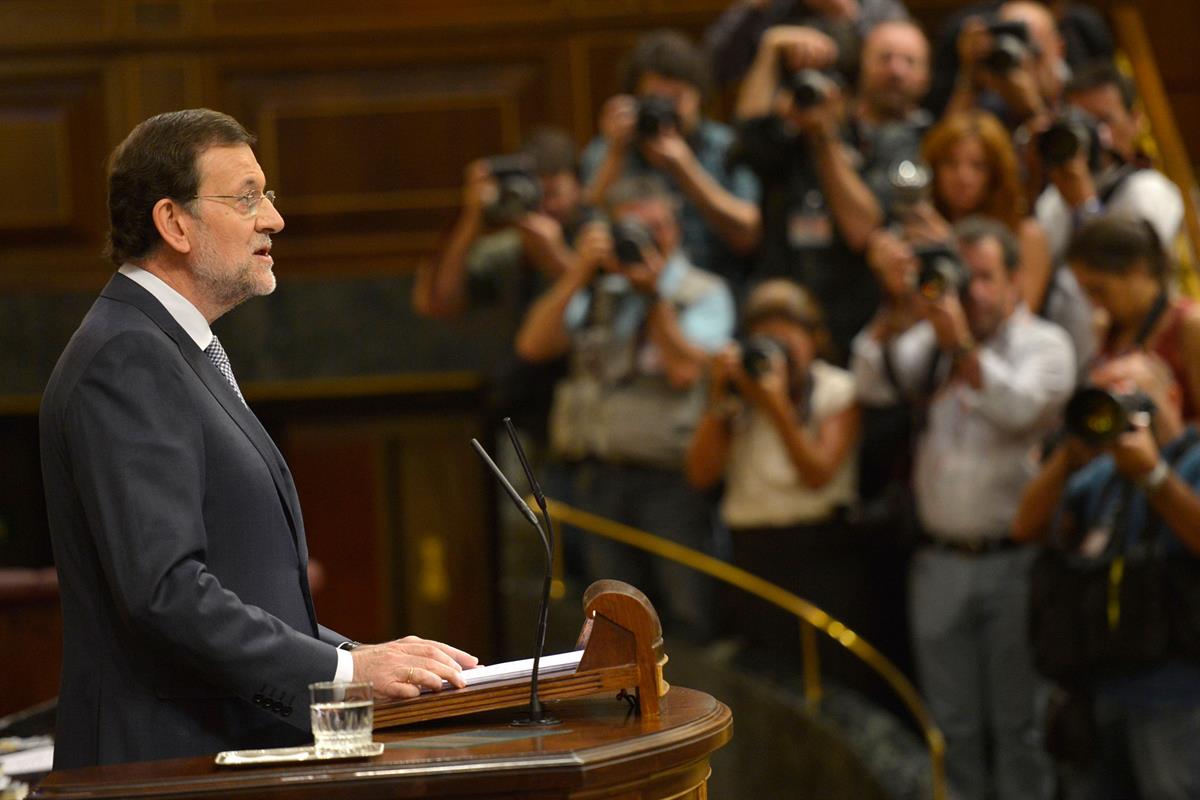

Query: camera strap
(1132, 289), (1169, 349)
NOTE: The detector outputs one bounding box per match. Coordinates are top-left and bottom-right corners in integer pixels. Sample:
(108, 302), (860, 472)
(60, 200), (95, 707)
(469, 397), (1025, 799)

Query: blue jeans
(1084, 698), (1200, 800)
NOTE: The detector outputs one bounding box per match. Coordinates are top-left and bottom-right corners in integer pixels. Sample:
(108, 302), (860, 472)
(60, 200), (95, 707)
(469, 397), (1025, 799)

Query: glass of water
(309, 681), (374, 757)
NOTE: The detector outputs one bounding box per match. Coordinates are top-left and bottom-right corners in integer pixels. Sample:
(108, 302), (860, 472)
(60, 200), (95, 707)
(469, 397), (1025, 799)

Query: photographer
(734, 19), (932, 356)
(944, 1), (1067, 129)
(413, 128), (583, 320)
(685, 279), (863, 676)
(1013, 353), (1200, 799)
(1067, 214), (1200, 422)
(852, 216), (1074, 800)
(515, 175), (734, 643)
(1034, 62), (1184, 265)
(582, 30), (761, 288)
(703, 0), (909, 88)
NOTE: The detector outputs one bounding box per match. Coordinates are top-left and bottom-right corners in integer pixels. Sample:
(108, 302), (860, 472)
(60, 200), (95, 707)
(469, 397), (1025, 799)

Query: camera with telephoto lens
(781, 69), (837, 110)
(914, 243), (966, 300)
(1064, 386), (1156, 447)
(982, 19), (1032, 74)
(1036, 108), (1103, 170)
(611, 217), (657, 265)
(635, 96), (681, 138)
(889, 159), (932, 219)
(482, 153), (542, 227)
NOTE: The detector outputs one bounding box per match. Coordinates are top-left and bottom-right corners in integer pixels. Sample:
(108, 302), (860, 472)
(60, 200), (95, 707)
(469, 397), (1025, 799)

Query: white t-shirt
(720, 360), (858, 529)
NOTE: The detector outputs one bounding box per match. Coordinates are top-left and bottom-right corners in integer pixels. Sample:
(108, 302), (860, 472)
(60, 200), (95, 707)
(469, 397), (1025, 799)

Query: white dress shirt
(118, 264), (353, 682)
(852, 307), (1075, 541)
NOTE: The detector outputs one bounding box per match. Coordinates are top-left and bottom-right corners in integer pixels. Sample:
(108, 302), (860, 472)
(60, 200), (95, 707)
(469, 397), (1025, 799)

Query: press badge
(788, 189), (833, 249)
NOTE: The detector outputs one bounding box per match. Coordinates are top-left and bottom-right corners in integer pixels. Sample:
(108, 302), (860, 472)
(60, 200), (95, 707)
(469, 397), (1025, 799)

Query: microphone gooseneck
(470, 434), (559, 726)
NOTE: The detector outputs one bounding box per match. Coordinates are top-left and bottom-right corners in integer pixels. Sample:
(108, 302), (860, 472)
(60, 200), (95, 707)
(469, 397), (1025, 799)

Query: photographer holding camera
(1013, 352), (1200, 800)
(1034, 62), (1184, 266)
(733, 18), (932, 356)
(582, 30), (761, 289)
(414, 128), (583, 320)
(853, 216), (1075, 800)
(515, 175), (734, 643)
(944, 1), (1067, 129)
(685, 279), (863, 675)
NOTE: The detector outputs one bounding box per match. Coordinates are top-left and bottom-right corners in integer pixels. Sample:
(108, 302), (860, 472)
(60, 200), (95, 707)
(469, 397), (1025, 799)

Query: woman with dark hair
(1067, 213), (1200, 420)
(911, 109), (1054, 314)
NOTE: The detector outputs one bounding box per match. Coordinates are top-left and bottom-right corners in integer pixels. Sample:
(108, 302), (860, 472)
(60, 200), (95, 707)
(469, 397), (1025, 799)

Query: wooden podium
(32, 582), (733, 799)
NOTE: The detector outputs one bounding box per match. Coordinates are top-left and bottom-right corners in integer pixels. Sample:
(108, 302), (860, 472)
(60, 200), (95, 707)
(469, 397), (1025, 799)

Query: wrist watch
(1137, 460), (1170, 493)
(336, 640), (361, 651)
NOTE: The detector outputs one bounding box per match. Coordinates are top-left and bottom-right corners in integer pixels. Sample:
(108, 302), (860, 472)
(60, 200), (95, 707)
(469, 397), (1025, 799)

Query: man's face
(1067, 84), (1138, 163)
(960, 236), (1018, 340)
(538, 171), (581, 226)
(858, 23), (930, 120)
(999, 1), (1065, 104)
(188, 143), (284, 313)
(614, 196), (680, 257)
(637, 72), (701, 133)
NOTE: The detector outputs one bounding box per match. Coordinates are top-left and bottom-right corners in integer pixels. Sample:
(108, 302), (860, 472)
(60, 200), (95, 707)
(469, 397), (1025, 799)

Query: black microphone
(470, 436), (559, 726)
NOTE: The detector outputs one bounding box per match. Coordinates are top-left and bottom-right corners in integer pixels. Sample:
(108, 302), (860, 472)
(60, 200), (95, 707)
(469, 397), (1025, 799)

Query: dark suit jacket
(40, 273), (345, 769)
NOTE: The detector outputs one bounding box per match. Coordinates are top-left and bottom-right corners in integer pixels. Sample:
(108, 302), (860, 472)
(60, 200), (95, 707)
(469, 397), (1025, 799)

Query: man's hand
(598, 94), (638, 153)
(923, 291), (973, 353)
(1112, 420), (1160, 482)
(640, 127), (694, 174)
(574, 220), (616, 280)
(956, 17), (991, 86)
(708, 345), (741, 405)
(782, 84), (844, 142)
(620, 242), (665, 295)
(867, 229), (918, 301)
(1046, 153), (1097, 210)
(517, 212), (568, 274)
(762, 25), (839, 72)
(350, 635), (478, 700)
(802, 0), (859, 22)
(462, 160), (496, 216)
(902, 202), (954, 247)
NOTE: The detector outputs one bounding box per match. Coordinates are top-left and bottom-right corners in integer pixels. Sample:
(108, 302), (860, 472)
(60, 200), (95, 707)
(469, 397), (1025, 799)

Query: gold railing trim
(543, 498), (946, 800)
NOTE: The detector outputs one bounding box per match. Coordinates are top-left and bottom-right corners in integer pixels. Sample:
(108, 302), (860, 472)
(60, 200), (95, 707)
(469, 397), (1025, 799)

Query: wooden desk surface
(33, 687), (732, 799)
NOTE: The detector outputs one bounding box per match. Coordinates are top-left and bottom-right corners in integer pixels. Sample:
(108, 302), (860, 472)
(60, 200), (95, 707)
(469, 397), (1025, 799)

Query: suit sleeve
(63, 331), (337, 730)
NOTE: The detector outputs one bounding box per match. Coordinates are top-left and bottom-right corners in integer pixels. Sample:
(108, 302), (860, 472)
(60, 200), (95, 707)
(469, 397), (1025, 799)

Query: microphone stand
(470, 435), (560, 726)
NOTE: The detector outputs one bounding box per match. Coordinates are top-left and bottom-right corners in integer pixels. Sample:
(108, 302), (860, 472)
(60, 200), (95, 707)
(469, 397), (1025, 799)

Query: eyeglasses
(190, 189), (277, 218)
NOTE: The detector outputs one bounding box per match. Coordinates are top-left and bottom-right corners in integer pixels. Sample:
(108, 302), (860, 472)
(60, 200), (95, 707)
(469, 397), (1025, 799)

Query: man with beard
(734, 17), (932, 356)
(40, 109), (476, 769)
(852, 217), (1074, 800)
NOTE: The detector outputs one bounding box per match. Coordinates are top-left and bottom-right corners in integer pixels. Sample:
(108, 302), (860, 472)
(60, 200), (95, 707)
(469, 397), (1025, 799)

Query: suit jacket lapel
(101, 275), (307, 553)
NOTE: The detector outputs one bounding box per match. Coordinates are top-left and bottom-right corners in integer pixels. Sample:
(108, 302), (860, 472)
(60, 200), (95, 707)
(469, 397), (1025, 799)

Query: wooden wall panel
(0, 0), (1195, 290)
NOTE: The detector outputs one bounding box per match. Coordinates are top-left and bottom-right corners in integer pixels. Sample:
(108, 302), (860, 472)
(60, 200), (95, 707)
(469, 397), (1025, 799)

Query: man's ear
(151, 197), (194, 255)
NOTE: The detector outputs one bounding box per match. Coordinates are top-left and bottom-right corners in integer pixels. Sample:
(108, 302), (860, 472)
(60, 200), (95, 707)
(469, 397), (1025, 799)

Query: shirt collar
(118, 264), (213, 350)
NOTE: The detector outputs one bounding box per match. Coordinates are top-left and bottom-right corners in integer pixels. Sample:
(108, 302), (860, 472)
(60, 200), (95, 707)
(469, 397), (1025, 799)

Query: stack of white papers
(435, 650), (584, 692)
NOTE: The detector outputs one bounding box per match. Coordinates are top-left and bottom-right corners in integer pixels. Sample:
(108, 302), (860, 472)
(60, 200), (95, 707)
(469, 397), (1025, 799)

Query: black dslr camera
(1064, 386), (1156, 447)
(740, 335), (790, 379)
(482, 153), (541, 227)
(781, 69), (837, 110)
(611, 217), (657, 265)
(982, 19), (1032, 74)
(914, 243), (966, 300)
(1036, 108), (1103, 170)
(635, 96), (681, 138)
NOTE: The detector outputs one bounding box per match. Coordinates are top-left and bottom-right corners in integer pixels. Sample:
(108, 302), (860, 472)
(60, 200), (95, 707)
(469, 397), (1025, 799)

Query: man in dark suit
(40, 108), (477, 770)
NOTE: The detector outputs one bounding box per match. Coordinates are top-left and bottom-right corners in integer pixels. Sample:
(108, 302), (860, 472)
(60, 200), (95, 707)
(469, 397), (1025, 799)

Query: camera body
(482, 153), (542, 227)
(739, 335), (790, 379)
(914, 243), (967, 300)
(782, 69), (836, 110)
(1064, 386), (1156, 447)
(889, 159), (932, 219)
(636, 96), (681, 138)
(1036, 108), (1103, 170)
(982, 19), (1032, 74)
(611, 217), (657, 265)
